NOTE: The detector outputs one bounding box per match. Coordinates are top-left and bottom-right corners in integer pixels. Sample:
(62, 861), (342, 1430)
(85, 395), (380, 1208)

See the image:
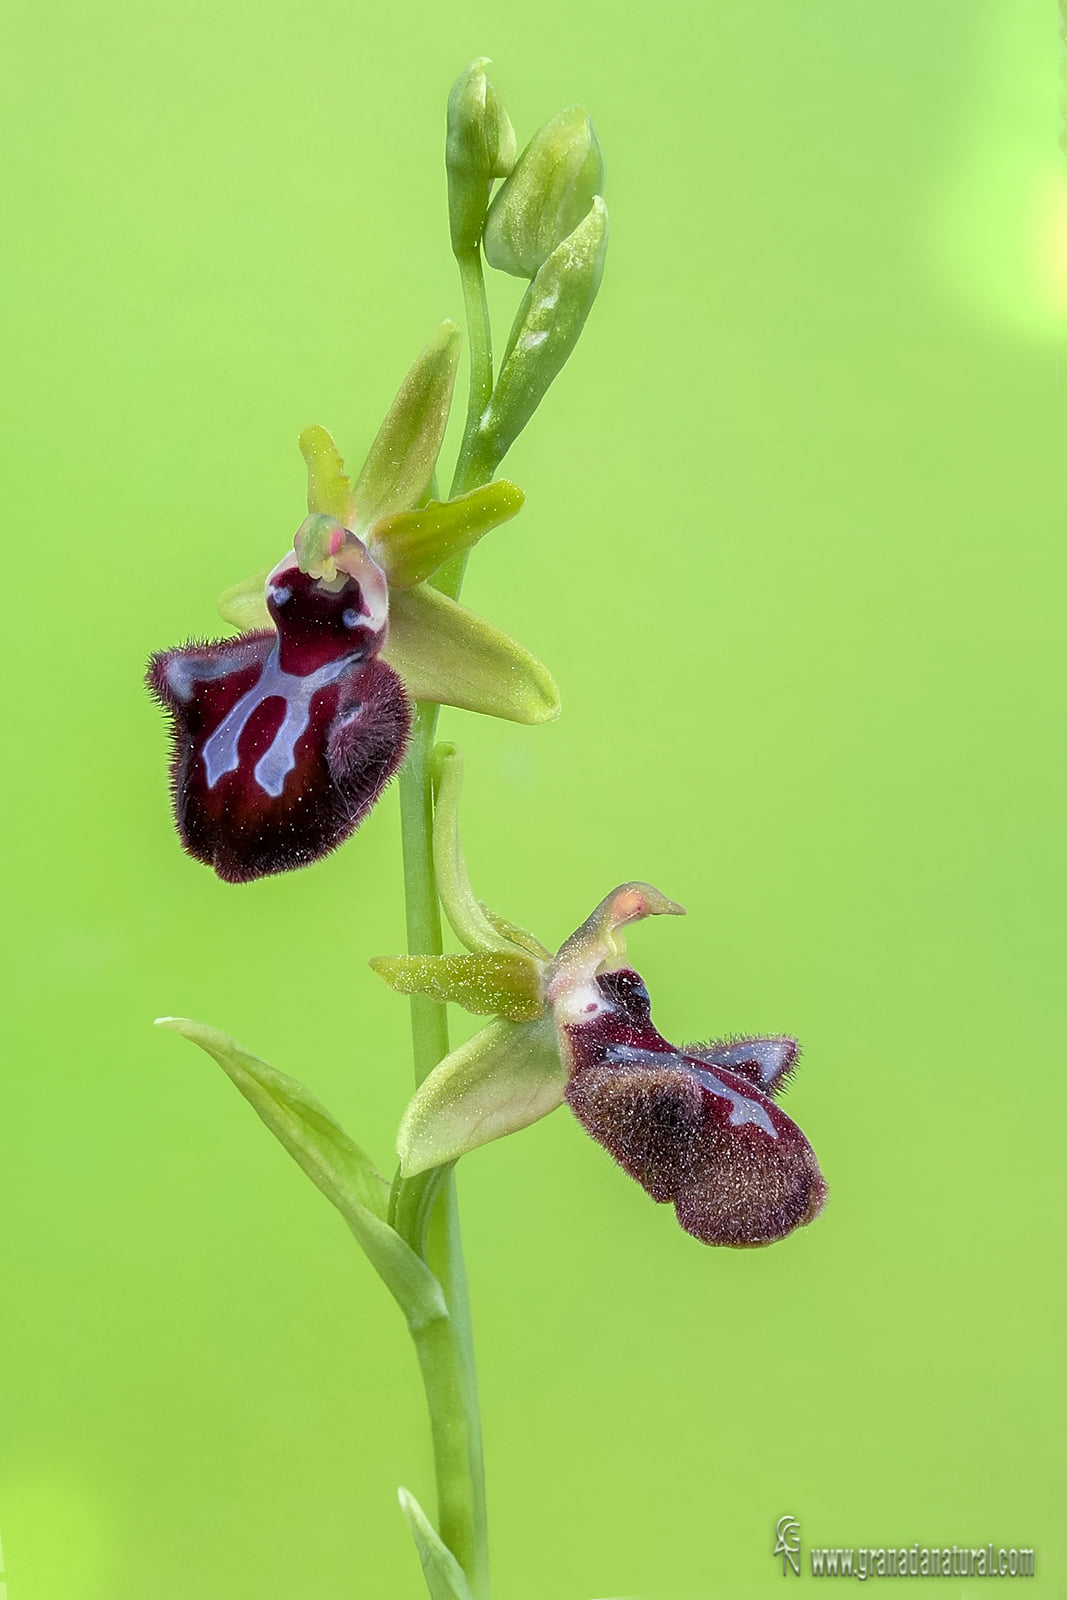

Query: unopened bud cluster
(446, 60), (609, 468)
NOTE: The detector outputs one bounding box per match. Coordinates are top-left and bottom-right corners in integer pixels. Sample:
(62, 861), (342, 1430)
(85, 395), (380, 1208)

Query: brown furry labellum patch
(148, 555), (409, 883)
(561, 969), (826, 1247)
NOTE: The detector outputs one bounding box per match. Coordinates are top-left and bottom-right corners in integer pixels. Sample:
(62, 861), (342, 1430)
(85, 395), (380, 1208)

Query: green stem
(390, 232), (506, 1600)
(397, 702), (490, 1600)
(411, 1175), (488, 1597)
(451, 249), (495, 501)
(398, 704), (449, 1087)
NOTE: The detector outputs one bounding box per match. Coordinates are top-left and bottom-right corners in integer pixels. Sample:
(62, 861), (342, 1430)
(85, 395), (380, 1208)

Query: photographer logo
(774, 1515), (801, 1577)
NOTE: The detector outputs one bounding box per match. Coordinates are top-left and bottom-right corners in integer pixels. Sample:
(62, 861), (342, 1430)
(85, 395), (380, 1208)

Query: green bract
(398, 1487), (475, 1600)
(446, 58), (517, 256)
(483, 106), (604, 279)
(215, 327), (559, 726)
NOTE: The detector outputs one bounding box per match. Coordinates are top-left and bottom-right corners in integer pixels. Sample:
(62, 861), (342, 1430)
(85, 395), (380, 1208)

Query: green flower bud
(478, 196), (609, 464)
(446, 57), (517, 255)
(483, 105), (604, 279)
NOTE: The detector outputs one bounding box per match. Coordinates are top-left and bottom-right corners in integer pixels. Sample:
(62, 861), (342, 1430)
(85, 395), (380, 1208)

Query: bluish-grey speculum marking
(171, 648), (350, 798)
(701, 1038), (793, 1089)
(606, 1045), (778, 1138)
(165, 649), (245, 701)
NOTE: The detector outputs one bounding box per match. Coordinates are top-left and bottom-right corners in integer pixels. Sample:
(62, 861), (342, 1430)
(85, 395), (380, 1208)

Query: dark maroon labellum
(563, 969), (826, 1247)
(147, 567), (410, 882)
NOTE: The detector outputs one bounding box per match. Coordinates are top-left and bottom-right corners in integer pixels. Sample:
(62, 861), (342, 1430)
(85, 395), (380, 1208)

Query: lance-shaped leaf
(384, 584), (559, 723)
(352, 322), (461, 526)
(157, 1018), (447, 1330)
(370, 951), (543, 1021)
(398, 1487), (474, 1600)
(370, 480), (524, 589)
(397, 1013), (566, 1176)
(300, 424), (357, 525)
(217, 568), (271, 631)
(479, 197), (608, 465)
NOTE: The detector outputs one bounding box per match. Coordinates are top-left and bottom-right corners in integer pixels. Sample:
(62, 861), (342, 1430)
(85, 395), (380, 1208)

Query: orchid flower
(378, 749), (827, 1248)
(147, 324), (558, 882)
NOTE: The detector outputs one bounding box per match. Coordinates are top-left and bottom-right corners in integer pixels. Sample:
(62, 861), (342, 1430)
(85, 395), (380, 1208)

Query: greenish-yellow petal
(370, 480), (524, 588)
(431, 743), (531, 956)
(299, 424), (357, 525)
(369, 951), (543, 1021)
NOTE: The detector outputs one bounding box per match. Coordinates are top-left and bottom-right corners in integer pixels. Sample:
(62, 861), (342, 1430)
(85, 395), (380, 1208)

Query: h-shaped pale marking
(170, 646), (352, 800)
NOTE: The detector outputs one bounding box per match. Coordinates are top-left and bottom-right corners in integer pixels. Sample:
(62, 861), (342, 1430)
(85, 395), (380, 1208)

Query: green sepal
(384, 584), (559, 724)
(431, 743), (525, 956)
(369, 951), (543, 1021)
(398, 1486), (474, 1600)
(299, 425), (357, 525)
(217, 568), (271, 631)
(156, 1018), (447, 1331)
(370, 480), (524, 589)
(483, 105), (604, 279)
(480, 197), (609, 463)
(352, 322), (461, 528)
(397, 1013), (565, 1177)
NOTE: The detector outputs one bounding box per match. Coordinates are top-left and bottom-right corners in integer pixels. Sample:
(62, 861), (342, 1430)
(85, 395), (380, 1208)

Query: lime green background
(1, 2), (1064, 1595)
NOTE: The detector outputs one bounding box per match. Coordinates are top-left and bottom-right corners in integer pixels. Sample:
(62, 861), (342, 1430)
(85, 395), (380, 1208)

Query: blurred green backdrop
(1, 1), (1064, 1595)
